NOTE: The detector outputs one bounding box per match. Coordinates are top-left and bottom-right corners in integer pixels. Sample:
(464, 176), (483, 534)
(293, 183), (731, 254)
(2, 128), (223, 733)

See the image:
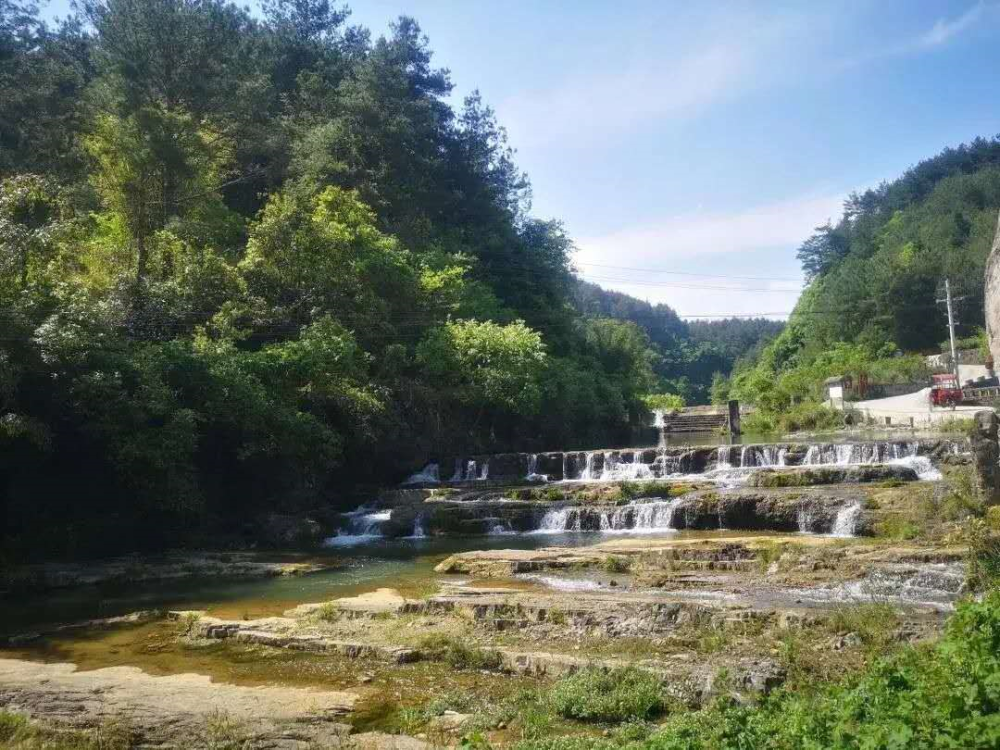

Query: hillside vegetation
(0, 0), (779, 558)
(573, 281), (783, 403)
(731, 137), (1000, 421)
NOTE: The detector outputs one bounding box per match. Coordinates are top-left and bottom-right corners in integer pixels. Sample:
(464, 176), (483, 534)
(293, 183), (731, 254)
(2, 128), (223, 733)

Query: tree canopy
(0, 0), (784, 557)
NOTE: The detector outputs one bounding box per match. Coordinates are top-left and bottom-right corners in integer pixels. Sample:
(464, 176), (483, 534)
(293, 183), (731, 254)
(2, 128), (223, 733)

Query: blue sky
(39, 1), (1000, 318)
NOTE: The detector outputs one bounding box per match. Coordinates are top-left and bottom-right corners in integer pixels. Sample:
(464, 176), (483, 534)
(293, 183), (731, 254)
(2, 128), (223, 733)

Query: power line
(584, 275), (802, 293)
(575, 262), (802, 282)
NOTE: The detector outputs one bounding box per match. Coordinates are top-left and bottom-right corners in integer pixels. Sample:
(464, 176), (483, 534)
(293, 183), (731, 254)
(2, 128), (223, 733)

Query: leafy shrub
(418, 634), (502, 671)
(941, 468), (984, 520)
(641, 591), (1000, 749)
(549, 668), (664, 722)
(642, 393), (685, 413)
(965, 518), (1000, 590)
(617, 481), (638, 501)
(936, 417), (977, 437)
(744, 401), (844, 436)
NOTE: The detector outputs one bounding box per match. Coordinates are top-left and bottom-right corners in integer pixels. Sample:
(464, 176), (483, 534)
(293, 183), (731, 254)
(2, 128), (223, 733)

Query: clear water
(3, 533), (687, 636)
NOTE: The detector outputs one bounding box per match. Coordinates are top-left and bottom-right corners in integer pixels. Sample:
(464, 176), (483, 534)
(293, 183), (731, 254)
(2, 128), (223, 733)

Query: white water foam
(519, 574), (604, 591)
(403, 463), (439, 485)
(532, 501), (676, 534)
(324, 508), (391, 546)
(830, 502), (863, 537)
(488, 521), (517, 535)
(406, 513), (428, 539)
(526, 454), (548, 482)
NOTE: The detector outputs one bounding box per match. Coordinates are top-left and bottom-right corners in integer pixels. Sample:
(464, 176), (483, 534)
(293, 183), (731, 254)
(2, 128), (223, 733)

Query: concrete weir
(401, 438), (962, 486)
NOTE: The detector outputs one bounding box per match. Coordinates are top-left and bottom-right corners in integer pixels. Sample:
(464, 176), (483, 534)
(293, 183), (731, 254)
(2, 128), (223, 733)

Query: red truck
(930, 373), (963, 407)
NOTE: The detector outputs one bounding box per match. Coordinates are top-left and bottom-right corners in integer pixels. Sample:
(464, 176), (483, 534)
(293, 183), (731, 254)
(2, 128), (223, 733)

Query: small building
(825, 375), (848, 409)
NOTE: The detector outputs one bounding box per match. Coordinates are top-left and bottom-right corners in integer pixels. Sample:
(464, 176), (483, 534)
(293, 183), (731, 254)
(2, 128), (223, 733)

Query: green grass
(755, 541), (783, 573)
(601, 555), (633, 574)
(548, 668), (665, 723)
(936, 416), (977, 437)
(514, 591), (1000, 749)
(417, 634), (503, 671)
(965, 519), (1000, 591)
(0, 711), (135, 750)
(827, 602), (900, 652)
(205, 712), (258, 750)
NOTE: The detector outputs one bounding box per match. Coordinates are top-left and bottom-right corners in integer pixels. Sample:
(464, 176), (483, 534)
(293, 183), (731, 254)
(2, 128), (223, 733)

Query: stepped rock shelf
(402, 438), (957, 485)
(329, 438), (963, 545)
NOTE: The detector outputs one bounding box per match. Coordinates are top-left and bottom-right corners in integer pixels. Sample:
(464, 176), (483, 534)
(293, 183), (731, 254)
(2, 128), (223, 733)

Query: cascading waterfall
(408, 512), (428, 539)
(803, 441), (938, 480)
(403, 463), (439, 485)
(716, 446), (733, 470)
(526, 454), (547, 481)
(805, 441), (918, 466)
(488, 520), (515, 535)
(534, 501), (675, 534)
(536, 506), (578, 533)
(796, 507), (813, 533)
(831, 502), (862, 537)
(410, 439), (955, 488)
(324, 508), (390, 546)
(447, 459), (491, 482)
(653, 409), (668, 449)
(601, 451), (654, 481)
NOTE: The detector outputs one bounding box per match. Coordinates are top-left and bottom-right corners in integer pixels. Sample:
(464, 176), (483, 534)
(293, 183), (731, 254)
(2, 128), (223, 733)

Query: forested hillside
(732, 137), (1000, 417)
(573, 280), (781, 402)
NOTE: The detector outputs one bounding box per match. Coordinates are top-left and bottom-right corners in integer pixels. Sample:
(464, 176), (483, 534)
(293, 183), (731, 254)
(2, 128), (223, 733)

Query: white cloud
(839, 2), (994, 70)
(573, 192), (846, 319)
(917, 2), (987, 48)
(497, 42), (752, 150)
(494, 8), (812, 151)
(576, 193), (843, 264)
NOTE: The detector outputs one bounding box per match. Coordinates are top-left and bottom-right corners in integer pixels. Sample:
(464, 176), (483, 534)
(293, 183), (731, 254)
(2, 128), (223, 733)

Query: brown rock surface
(986, 209), (1000, 367)
(0, 658), (357, 748)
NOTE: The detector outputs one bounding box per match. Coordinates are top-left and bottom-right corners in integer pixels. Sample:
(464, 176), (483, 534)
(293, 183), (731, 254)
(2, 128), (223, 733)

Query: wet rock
(485, 453), (530, 480)
(972, 410), (1000, 506)
(256, 513), (324, 546)
(534, 453), (564, 480)
(985, 208), (1000, 367)
(746, 464), (918, 488)
(428, 711), (473, 733)
(941, 452), (972, 466)
(4, 554), (326, 593)
(563, 452), (589, 479)
(191, 616), (422, 663)
(638, 448), (659, 464)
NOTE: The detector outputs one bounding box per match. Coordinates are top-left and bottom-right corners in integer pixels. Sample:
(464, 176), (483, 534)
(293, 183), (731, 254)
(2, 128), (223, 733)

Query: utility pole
(937, 279), (962, 383)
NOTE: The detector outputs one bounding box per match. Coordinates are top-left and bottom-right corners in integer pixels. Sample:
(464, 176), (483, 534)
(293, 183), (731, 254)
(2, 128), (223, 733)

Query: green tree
(0, 174), (65, 290)
(709, 372), (730, 406)
(417, 319), (546, 415)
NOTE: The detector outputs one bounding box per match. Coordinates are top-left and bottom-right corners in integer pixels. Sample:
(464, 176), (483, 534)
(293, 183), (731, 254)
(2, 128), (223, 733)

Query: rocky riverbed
(0, 439), (980, 748)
